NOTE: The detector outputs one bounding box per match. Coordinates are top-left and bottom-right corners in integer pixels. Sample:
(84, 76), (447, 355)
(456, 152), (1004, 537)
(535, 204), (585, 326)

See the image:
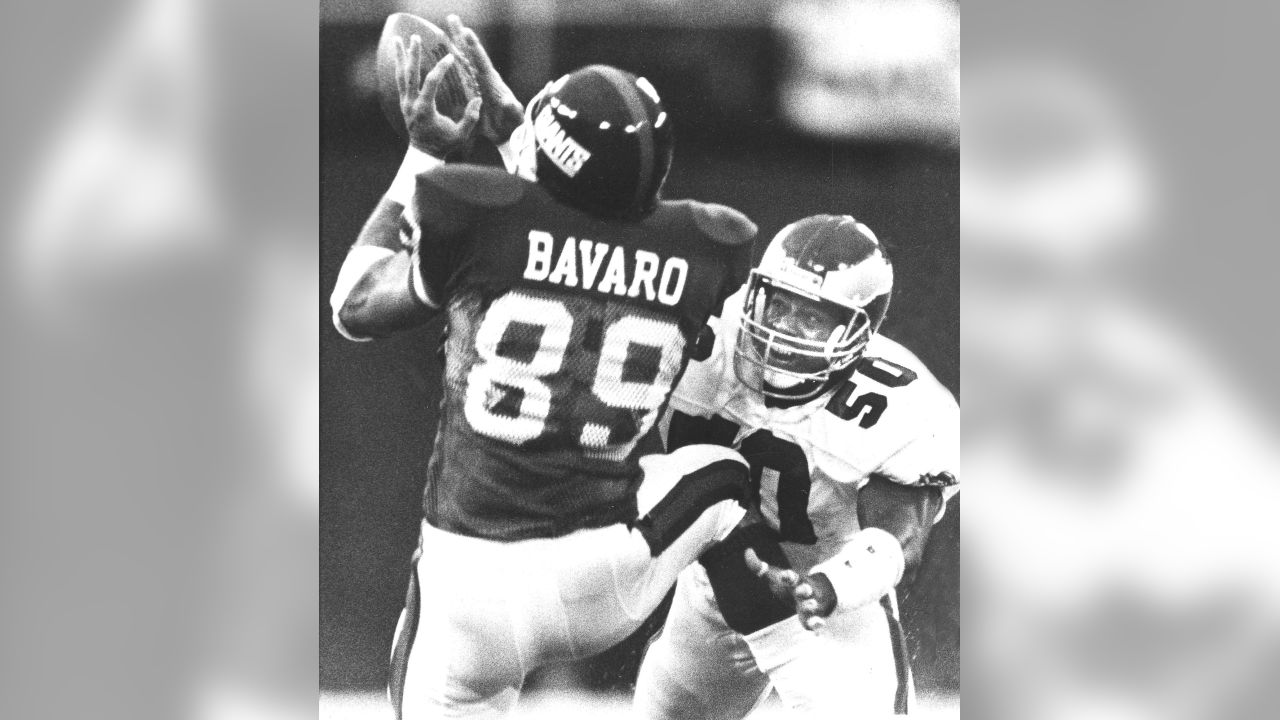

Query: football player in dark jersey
(329, 16), (759, 718)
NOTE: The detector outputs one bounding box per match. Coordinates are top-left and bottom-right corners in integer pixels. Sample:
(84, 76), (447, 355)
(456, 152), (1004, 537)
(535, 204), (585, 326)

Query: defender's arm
(798, 475), (946, 626)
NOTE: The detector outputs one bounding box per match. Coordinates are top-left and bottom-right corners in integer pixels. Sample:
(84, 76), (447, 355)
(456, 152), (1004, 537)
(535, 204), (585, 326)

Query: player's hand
(744, 547), (799, 600)
(444, 14), (525, 145)
(394, 34), (481, 157)
(744, 548), (838, 632)
(793, 572), (838, 631)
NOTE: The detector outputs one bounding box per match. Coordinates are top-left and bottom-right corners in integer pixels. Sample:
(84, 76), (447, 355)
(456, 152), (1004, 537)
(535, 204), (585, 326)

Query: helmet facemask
(735, 271), (873, 403)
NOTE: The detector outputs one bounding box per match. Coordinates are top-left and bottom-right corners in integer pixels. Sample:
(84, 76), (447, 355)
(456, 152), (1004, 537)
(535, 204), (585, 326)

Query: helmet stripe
(816, 216), (876, 265)
(587, 65), (655, 214)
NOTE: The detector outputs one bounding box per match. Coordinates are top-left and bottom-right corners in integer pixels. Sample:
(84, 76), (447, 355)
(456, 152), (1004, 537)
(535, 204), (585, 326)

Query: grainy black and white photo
(10, 1), (1280, 719)
(321, 1), (959, 717)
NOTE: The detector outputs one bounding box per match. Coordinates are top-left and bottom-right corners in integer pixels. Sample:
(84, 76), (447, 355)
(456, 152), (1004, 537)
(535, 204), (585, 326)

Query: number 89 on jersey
(464, 289), (687, 460)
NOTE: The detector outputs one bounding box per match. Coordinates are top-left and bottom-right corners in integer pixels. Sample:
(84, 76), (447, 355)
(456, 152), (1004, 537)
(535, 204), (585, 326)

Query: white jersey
(667, 288), (960, 572)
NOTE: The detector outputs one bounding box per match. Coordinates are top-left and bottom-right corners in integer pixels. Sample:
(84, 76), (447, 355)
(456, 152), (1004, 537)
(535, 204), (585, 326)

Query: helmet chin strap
(734, 338), (828, 407)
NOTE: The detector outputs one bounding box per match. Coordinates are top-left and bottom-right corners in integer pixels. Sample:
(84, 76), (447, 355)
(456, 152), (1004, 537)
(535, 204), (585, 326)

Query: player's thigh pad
(635, 564), (772, 720)
(520, 522), (643, 662)
(412, 519), (684, 668)
(393, 523), (528, 719)
(399, 518), (729, 674)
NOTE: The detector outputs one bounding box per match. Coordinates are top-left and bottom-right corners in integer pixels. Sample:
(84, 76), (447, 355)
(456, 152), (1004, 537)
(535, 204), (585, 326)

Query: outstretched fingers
(445, 15), (492, 82)
(408, 34), (425, 94)
(744, 549), (833, 632)
(794, 579), (828, 631)
(419, 52), (455, 109)
(453, 97), (482, 139)
(744, 549), (800, 597)
(393, 36), (409, 100)
(398, 50), (478, 155)
(443, 14), (523, 143)
(743, 547), (771, 577)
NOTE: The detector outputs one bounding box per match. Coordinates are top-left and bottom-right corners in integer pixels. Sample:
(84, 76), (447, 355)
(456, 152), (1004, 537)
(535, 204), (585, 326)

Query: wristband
(810, 528), (905, 612)
(387, 146), (444, 208)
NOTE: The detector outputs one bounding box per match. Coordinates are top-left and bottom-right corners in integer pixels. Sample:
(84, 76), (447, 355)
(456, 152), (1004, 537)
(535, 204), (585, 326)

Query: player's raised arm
(330, 47), (481, 340)
(329, 203), (433, 340)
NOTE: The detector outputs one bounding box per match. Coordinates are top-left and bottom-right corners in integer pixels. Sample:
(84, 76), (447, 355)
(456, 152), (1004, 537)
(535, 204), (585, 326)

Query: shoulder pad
(419, 164), (527, 208)
(824, 337), (957, 434)
(689, 202), (758, 246)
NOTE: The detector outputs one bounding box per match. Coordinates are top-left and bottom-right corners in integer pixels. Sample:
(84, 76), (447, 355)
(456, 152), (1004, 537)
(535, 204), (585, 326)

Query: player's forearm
(357, 147), (446, 253)
(856, 477), (944, 580)
(807, 480), (942, 613)
(354, 197), (406, 251)
(332, 147), (449, 340)
(335, 251), (434, 339)
(809, 528), (905, 614)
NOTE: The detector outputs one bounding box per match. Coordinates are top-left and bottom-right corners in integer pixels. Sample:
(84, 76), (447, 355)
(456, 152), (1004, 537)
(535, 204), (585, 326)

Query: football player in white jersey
(634, 214), (959, 717)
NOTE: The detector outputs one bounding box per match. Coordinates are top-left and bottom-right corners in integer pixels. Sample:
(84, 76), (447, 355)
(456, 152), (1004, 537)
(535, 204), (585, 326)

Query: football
(376, 13), (479, 142)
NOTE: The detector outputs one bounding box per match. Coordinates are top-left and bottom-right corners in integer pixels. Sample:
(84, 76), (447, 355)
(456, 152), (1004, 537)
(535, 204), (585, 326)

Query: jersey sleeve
(407, 164), (526, 307)
(875, 391), (960, 516)
(688, 201), (757, 307)
(718, 241), (754, 308)
(667, 292), (741, 419)
(817, 338), (960, 521)
(666, 350), (726, 419)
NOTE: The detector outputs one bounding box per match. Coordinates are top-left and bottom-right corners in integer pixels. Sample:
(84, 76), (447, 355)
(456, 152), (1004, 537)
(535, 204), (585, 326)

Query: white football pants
(390, 444), (747, 718)
(635, 562), (912, 719)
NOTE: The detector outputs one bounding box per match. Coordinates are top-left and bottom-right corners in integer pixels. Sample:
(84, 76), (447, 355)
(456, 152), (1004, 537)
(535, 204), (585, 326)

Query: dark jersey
(408, 164), (755, 541)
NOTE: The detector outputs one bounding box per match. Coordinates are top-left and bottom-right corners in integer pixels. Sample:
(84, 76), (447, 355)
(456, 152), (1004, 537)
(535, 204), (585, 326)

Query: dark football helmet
(509, 65), (674, 220)
(735, 215), (893, 402)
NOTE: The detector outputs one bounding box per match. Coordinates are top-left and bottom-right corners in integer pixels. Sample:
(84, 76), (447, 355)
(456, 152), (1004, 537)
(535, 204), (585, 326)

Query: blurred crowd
(964, 57), (1280, 719)
(3, 0), (1278, 718)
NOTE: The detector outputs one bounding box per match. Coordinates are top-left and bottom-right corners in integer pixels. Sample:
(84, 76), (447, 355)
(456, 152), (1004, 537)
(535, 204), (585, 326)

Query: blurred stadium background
(320, 0), (958, 716)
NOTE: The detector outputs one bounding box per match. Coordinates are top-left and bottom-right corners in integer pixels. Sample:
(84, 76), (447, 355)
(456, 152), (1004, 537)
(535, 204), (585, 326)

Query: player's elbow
(330, 245), (403, 341)
(871, 500), (936, 585)
(332, 265), (435, 340)
(334, 293), (379, 341)
(335, 295), (361, 331)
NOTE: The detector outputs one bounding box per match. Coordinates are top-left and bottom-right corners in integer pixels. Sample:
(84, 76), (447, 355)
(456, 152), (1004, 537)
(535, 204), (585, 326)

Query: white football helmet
(736, 215), (893, 402)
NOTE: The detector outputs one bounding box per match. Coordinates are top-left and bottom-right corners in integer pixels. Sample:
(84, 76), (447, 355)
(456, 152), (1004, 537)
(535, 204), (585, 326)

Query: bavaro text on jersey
(523, 230), (689, 305)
